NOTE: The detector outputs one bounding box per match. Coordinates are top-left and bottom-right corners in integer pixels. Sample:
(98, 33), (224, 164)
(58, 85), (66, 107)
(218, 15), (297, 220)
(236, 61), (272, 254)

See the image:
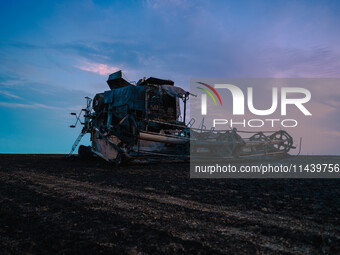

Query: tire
(78, 145), (93, 159)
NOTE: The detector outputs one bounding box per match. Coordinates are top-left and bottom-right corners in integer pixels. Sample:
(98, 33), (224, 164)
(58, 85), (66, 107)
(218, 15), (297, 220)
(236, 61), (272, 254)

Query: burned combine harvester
(70, 71), (295, 164)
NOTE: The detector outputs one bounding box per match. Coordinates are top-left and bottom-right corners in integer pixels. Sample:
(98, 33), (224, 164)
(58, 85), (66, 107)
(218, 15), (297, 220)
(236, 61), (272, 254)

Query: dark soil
(0, 154), (339, 254)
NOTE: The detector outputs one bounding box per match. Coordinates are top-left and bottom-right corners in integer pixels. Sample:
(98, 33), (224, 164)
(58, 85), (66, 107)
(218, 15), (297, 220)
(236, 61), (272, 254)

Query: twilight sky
(0, 0), (339, 154)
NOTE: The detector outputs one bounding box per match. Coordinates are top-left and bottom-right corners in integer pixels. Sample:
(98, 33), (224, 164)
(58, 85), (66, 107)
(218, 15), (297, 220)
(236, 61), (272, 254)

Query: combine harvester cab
(69, 70), (296, 164)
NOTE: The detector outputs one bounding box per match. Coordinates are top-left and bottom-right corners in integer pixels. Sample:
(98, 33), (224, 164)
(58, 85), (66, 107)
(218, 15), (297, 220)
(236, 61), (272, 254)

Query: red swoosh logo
(197, 82), (223, 106)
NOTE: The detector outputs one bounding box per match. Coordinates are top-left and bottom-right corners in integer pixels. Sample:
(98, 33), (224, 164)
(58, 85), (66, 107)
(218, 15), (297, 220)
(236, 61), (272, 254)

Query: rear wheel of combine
(78, 145), (93, 159)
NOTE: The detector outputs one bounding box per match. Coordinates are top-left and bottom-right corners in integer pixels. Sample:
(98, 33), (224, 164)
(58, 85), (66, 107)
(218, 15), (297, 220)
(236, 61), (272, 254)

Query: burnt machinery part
(269, 130), (294, 152)
(249, 132), (269, 152)
(93, 93), (104, 112)
(176, 142), (190, 155)
(213, 130), (243, 157)
(249, 132), (269, 142)
(191, 129), (244, 157)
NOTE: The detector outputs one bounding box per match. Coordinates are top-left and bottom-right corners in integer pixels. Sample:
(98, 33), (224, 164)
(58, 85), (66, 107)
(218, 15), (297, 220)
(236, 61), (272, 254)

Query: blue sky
(0, 0), (340, 154)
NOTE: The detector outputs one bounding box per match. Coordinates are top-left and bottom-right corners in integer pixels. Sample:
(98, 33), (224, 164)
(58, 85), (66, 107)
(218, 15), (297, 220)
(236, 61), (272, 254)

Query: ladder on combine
(69, 130), (87, 155)
(68, 97), (92, 155)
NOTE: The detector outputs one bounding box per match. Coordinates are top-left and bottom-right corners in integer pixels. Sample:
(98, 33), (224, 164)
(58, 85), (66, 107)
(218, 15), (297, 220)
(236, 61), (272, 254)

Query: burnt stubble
(0, 155), (339, 254)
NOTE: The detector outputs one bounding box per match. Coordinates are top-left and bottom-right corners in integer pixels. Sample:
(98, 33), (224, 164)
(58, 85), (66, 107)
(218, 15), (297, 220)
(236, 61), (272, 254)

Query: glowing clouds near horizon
(76, 62), (120, 76)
